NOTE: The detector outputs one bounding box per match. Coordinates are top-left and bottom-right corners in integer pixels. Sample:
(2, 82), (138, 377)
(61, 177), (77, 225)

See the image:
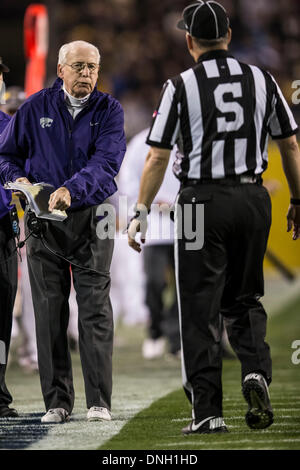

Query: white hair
(58, 40), (101, 65)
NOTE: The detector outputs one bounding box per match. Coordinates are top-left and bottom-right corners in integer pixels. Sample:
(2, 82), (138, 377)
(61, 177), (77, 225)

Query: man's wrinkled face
(57, 46), (99, 98)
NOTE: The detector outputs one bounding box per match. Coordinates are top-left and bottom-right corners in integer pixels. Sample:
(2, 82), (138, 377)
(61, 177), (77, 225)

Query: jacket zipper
(62, 100), (94, 177)
(69, 105), (93, 176)
(68, 125), (73, 176)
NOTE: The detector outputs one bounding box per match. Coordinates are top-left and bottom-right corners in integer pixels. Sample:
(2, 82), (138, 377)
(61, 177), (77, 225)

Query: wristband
(123, 205), (150, 235)
(133, 203), (151, 215)
(290, 198), (300, 205)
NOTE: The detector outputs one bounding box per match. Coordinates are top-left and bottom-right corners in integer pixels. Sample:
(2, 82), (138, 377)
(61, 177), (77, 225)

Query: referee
(128, 1), (300, 434)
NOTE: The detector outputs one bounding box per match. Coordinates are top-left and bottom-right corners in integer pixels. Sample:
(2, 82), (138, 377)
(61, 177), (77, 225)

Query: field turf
(100, 296), (300, 450)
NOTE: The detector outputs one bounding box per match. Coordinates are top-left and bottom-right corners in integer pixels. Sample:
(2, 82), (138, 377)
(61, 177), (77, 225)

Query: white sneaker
(87, 406), (111, 422)
(18, 355), (39, 374)
(41, 408), (70, 423)
(142, 338), (166, 359)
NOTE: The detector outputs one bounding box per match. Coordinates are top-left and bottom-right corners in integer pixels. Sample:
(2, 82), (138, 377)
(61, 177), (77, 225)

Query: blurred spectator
(1, 86), (26, 115)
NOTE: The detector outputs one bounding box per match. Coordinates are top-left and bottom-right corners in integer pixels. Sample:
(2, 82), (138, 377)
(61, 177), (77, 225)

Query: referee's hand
(287, 205), (300, 240)
(127, 218), (147, 253)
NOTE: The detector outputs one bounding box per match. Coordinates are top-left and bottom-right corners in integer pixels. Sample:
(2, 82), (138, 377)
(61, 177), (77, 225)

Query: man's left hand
(48, 186), (71, 212)
(287, 204), (300, 240)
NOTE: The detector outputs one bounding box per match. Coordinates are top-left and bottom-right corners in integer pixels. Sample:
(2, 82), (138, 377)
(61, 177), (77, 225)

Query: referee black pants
(0, 213), (18, 407)
(25, 206), (114, 414)
(175, 182), (272, 421)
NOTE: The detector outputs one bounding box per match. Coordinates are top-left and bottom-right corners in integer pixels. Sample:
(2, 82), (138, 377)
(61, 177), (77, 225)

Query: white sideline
(160, 438), (300, 447)
(27, 374), (181, 450)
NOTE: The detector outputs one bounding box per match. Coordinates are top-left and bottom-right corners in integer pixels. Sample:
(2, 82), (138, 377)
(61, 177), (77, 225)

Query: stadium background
(0, 0), (300, 452)
(1, 0), (299, 268)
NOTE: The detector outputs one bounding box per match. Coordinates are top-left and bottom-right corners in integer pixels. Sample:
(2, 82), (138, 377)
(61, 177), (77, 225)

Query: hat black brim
(177, 19), (187, 31)
(0, 64), (9, 73)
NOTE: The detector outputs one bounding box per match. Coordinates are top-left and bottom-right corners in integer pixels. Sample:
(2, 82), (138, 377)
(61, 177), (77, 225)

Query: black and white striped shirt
(147, 50), (298, 181)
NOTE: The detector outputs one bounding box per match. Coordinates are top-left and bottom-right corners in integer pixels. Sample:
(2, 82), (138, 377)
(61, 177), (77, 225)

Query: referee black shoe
(0, 405), (18, 418)
(242, 373), (273, 430)
(182, 416), (229, 435)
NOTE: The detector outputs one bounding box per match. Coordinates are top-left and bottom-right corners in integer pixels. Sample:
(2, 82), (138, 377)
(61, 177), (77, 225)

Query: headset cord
(0, 231), (34, 265)
(40, 233), (109, 277)
(1, 212), (109, 276)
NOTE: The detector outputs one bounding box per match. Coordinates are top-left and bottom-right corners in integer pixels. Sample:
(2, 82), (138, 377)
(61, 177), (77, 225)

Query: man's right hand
(128, 218), (146, 253)
(14, 177), (32, 199)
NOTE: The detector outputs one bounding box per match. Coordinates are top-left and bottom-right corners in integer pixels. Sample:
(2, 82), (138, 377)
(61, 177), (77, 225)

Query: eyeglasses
(65, 62), (99, 73)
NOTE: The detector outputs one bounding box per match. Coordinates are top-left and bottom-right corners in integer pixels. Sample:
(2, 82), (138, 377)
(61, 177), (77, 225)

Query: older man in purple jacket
(0, 41), (126, 423)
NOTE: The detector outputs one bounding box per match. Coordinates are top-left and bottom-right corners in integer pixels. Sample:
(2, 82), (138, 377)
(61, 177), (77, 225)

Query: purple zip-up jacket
(0, 78), (126, 210)
(0, 110), (13, 219)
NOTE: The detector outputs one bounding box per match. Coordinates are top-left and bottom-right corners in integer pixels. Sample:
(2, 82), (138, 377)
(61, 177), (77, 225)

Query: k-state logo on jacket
(40, 117), (53, 128)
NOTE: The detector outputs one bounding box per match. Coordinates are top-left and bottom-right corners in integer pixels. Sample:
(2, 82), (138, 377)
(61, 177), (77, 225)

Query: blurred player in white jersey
(119, 128), (181, 358)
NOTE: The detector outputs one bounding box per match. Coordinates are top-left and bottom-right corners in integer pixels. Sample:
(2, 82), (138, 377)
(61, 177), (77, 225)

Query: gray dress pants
(25, 206), (114, 413)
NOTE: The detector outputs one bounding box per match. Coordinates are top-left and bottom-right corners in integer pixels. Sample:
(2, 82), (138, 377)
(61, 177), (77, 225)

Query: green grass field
(2, 294), (300, 450)
(100, 296), (300, 450)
